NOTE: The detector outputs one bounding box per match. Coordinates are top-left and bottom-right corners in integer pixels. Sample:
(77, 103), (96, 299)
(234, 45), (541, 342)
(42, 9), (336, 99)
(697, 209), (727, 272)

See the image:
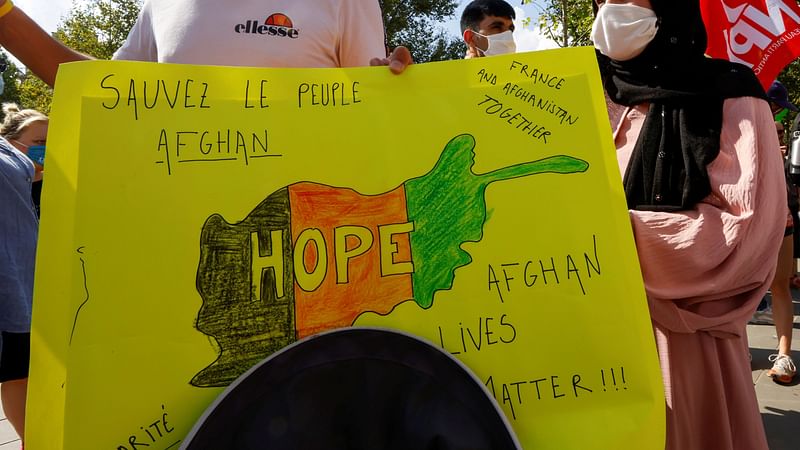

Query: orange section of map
(289, 183), (414, 338)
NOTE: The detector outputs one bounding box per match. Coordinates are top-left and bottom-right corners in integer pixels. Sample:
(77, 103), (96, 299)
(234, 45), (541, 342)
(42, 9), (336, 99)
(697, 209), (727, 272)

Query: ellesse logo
(235, 13), (299, 38)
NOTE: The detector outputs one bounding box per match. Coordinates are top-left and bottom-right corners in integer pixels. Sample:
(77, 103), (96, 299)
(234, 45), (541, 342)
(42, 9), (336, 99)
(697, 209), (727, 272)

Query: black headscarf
(597, 0), (766, 211)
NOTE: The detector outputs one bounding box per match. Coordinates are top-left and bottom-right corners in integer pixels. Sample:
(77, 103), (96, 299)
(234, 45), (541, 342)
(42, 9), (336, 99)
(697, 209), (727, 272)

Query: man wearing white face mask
(460, 0), (517, 59)
(593, 1), (780, 450)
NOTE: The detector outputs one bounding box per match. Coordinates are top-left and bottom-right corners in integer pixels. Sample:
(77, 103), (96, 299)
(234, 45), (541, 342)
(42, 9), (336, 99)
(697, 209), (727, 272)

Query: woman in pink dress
(592, 1), (786, 449)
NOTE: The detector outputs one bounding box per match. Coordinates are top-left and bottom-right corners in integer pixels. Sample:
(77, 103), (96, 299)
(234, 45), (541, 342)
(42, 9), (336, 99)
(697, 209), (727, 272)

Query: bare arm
(0, 1), (91, 87)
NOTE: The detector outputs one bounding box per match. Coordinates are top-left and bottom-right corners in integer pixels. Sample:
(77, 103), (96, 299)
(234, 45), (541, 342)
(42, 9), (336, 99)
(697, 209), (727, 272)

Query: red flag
(701, 0), (800, 89)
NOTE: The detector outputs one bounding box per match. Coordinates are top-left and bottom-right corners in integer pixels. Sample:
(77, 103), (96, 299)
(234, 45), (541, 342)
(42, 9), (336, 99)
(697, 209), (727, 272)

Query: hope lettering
(251, 222), (415, 297)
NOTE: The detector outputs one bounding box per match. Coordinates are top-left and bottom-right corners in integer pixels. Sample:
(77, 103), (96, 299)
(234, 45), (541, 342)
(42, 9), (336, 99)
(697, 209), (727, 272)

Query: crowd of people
(0, 0), (797, 449)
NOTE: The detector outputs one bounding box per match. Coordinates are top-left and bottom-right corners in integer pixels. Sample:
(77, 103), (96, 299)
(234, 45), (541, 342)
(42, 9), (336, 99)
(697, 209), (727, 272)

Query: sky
(9, 0), (558, 67)
(17, 0), (74, 33)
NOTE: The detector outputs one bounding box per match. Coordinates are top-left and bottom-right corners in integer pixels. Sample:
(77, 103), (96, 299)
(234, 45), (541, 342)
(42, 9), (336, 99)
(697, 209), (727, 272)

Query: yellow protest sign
(29, 47), (664, 449)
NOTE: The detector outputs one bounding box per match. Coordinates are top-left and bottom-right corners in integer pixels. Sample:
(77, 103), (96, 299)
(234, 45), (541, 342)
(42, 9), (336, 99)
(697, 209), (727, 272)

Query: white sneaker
(767, 353), (797, 384)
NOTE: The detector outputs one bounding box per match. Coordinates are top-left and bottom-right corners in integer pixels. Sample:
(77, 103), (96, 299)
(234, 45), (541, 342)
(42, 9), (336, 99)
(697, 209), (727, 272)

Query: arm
(0, 0), (90, 87)
(338, 0), (412, 74)
(339, 0), (387, 68)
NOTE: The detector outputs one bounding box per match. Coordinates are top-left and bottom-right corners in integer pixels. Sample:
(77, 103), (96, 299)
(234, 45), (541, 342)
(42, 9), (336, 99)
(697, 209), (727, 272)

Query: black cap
(183, 327), (521, 450)
(768, 81), (798, 112)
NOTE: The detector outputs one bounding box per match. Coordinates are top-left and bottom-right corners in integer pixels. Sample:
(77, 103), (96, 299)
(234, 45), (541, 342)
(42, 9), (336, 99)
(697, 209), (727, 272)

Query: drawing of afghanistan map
(192, 134), (588, 387)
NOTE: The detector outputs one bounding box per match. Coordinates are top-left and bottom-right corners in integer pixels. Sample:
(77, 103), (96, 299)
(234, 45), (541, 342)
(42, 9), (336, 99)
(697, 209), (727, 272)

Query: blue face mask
(26, 145), (45, 166)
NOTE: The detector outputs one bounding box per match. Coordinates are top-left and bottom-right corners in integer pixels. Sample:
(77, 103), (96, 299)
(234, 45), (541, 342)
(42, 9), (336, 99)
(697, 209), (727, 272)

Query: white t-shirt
(113, 0), (387, 68)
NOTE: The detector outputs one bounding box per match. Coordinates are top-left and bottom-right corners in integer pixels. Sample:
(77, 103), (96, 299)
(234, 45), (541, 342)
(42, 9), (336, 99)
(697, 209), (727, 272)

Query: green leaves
(534, 0), (594, 48)
(380, 0), (464, 62)
(0, 52), (23, 112)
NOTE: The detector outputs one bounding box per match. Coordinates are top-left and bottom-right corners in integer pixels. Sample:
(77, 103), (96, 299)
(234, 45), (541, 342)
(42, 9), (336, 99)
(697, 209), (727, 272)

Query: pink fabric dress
(608, 96), (786, 450)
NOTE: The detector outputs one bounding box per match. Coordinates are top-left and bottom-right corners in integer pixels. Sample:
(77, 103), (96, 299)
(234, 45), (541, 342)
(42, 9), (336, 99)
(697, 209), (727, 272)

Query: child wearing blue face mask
(1, 103), (47, 217)
(460, 0), (517, 59)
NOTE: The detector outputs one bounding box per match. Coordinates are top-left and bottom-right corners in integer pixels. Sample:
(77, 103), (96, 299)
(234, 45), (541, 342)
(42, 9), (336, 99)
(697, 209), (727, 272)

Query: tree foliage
(55, 0), (142, 59)
(18, 0), (142, 114)
(0, 52), (23, 116)
(380, 0), (463, 62)
(15, 66), (50, 116)
(16, 68), (51, 114)
(524, 0), (594, 47)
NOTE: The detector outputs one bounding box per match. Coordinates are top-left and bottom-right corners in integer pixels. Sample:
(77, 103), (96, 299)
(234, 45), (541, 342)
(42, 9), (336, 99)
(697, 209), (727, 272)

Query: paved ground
(749, 292), (800, 450)
(1, 301), (798, 449)
(0, 399), (17, 450)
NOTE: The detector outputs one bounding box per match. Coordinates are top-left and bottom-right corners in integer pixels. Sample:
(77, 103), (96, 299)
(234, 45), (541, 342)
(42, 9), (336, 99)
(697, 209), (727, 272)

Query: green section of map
(404, 134), (589, 308)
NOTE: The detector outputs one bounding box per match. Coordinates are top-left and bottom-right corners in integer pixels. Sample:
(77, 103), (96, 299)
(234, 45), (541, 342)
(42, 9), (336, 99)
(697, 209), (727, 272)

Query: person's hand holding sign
(370, 46), (414, 74)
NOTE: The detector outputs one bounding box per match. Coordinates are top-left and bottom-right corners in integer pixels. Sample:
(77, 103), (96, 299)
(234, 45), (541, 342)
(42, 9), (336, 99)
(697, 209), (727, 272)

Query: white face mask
(476, 30), (517, 57)
(591, 4), (658, 61)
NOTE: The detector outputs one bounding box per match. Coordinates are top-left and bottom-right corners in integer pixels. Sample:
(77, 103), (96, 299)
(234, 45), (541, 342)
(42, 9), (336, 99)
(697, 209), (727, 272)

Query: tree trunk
(562, 0), (568, 47)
